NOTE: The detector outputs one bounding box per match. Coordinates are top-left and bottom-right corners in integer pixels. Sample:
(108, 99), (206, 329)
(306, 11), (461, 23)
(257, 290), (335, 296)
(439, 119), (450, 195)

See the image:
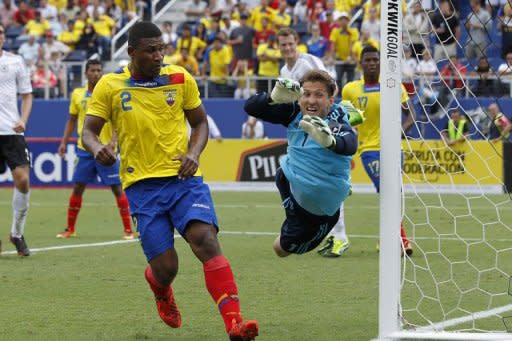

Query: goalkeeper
(244, 70), (358, 256)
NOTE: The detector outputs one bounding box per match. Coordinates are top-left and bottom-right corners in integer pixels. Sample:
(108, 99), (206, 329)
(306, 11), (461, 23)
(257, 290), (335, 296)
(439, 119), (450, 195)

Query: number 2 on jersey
(121, 91), (132, 111)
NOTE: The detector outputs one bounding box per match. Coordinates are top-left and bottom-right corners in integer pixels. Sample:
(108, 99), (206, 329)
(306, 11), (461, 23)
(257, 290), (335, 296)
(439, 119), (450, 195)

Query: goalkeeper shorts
(275, 168), (340, 254)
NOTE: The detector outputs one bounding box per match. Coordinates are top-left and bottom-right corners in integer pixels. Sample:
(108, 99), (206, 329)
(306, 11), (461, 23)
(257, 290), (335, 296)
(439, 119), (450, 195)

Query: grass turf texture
(0, 189), (511, 340)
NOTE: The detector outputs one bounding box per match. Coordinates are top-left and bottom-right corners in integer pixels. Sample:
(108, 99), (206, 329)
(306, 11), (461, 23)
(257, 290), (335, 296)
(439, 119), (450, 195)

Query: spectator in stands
(293, 0), (308, 24)
(0, 0), (18, 28)
(24, 10), (50, 38)
(86, 0), (105, 17)
(465, 0), (492, 59)
(432, 0), (460, 61)
(228, 13), (255, 69)
(256, 34), (280, 92)
(403, 0), (429, 59)
(221, 14), (240, 38)
(206, 18), (222, 44)
(351, 29), (379, 68)
(487, 103), (512, 141)
(417, 49), (442, 118)
(61, 0), (80, 21)
(38, 0), (58, 23)
(13, 1), (35, 27)
(42, 30), (70, 60)
(441, 109), (470, 146)
(232, 59), (257, 99)
(498, 51), (512, 95)
(75, 23), (98, 58)
(177, 24), (207, 62)
(249, 0), (277, 32)
(470, 56), (497, 97)
(402, 45), (418, 96)
(163, 42), (179, 64)
(329, 11), (358, 90)
(307, 22), (328, 58)
(175, 48), (200, 76)
(50, 13), (69, 36)
(207, 114), (223, 141)
(185, 0), (208, 22)
(73, 9), (89, 36)
(104, 0), (123, 29)
(254, 16), (275, 47)
(161, 21), (176, 45)
(58, 19), (81, 50)
(31, 60), (58, 98)
(274, 0), (292, 28)
(360, 7), (380, 42)
(416, 48), (437, 76)
(440, 55), (467, 94)
(362, 0), (381, 21)
(499, 2), (512, 58)
(242, 116), (265, 139)
(48, 50), (66, 97)
(90, 8), (116, 59)
(202, 35), (233, 97)
(17, 35), (41, 70)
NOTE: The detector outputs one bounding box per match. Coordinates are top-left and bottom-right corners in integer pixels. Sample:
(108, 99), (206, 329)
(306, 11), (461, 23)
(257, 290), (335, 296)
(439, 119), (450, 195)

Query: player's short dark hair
(360, 45), (379, 61)
(299, 70), (336, 97)
(85, 59), (102, 71)
(128, 21), (162, 48)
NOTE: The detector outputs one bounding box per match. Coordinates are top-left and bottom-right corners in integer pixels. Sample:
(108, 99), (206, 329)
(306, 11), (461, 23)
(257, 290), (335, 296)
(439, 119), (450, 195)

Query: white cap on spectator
(335, 11), (350, 21)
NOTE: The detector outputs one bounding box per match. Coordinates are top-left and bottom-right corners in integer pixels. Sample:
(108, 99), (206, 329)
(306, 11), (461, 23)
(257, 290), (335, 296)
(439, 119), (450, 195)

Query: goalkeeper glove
(340, 100), (366, 126)
(299, 115), (336, 149)
(270, 78), (303, 105)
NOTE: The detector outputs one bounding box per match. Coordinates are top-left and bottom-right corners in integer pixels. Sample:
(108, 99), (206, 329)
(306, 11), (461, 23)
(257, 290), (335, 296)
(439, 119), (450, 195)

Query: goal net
(378, 0), (512, 339)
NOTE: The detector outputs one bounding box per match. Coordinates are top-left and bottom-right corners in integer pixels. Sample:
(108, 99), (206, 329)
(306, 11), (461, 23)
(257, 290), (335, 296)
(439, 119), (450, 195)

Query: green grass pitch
(0, 188), (511, 340)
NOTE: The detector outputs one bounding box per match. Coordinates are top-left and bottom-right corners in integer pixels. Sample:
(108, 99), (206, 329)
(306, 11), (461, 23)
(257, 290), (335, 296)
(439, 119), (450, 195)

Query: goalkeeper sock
(67, 194), (82, 233)
(330, 202), (348, 242)
(203, 255), (242, 332)
(116, 193), (132, 233)
(11, 188), (30, 238)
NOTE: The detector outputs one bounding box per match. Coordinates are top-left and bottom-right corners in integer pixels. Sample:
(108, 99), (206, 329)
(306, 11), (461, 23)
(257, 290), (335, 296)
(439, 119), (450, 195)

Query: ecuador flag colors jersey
(87, 65), (202, 189)
(70, 87), (113, 151)
(342, 80), (409, 153)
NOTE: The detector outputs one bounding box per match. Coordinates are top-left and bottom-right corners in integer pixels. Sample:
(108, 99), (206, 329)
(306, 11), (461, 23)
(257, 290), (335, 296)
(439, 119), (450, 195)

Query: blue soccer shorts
(72, 149), (121, 186)
(360, 151), (381, 192)
(125, 176), (218, 262)
(275, 168), (339, 254)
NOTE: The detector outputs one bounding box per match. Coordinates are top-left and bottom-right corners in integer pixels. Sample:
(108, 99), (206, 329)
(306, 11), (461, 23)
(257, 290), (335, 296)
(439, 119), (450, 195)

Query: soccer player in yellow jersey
(56, 60), (134, 240)
(323, 45), (416, 257)
(82, 22), (258, 341)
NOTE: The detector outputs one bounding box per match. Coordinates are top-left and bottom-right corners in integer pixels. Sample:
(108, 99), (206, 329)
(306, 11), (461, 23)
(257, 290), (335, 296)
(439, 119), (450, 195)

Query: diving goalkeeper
(244, 70), (358, 256)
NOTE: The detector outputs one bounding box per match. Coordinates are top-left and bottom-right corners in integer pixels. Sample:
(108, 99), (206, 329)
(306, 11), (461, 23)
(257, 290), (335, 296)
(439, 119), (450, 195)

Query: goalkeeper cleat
(229, 319), (259, 341)
(322, 238), (350, 258)
(56, 229), (77, 239)
(270, 78), (303, 104)
(299, 115), (336, 148)
(317, 235), (334, 254)
(402, 240), (413, 257)
(122, 232), (135, 240)
(9, 234), (30, 256)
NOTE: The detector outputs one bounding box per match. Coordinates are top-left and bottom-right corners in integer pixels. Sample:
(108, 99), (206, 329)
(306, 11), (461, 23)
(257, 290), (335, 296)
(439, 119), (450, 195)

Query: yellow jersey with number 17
(342, 80), (409, 154)
(87, 65), (202, 189)
(69, 87), (113, 151)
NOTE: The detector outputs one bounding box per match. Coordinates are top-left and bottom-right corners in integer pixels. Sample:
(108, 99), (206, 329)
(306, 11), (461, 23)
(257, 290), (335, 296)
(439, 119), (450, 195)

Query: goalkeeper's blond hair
(299, 70), (337, 97)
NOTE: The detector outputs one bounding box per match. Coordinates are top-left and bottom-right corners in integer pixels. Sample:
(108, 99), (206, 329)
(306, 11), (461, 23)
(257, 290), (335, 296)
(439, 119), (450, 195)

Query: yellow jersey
(87, 65), (202, 188)
(256, 43), (281, 77)
(342, 79), (408, 153)
(329, 27), (359, 60)
(69, 87), (113, 151)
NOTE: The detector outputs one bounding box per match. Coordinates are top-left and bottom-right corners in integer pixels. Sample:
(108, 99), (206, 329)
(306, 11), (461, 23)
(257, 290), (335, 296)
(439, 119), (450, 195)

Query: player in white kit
(276, 27), (349, 257)
(0, 23), (34, 256)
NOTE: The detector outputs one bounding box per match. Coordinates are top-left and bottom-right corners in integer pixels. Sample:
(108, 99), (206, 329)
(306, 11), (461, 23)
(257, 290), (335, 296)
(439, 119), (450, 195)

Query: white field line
(4, 231), (512, 256)
(0, 201), (511, 210)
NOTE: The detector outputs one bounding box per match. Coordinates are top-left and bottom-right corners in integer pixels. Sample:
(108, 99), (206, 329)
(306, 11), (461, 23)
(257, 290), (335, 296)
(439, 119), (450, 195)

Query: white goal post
(376, 0), (512, 340)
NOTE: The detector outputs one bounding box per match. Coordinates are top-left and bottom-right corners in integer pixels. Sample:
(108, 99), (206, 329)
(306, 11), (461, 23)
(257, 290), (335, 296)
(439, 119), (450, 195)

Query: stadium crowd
(0, 0), (511, 116)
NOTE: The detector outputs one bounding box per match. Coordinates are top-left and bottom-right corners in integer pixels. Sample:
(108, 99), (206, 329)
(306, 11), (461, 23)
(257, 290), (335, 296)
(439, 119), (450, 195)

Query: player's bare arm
(13, 93), (32, 133)
(82, 114), (116, 166)
(173, 104), (208, 180)
(58, 115), (78, 157)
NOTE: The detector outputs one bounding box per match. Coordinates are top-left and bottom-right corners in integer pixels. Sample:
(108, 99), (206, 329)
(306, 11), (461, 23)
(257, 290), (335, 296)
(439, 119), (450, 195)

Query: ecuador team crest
(163, 89), (177, 106)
